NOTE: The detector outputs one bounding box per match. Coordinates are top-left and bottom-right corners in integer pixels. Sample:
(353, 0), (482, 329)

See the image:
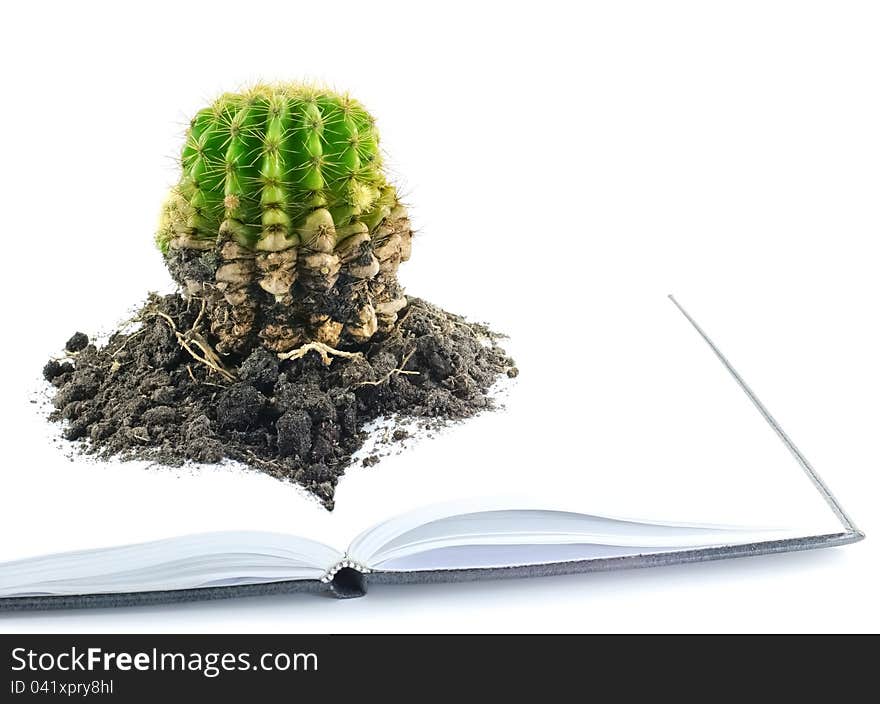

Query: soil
(43, 294), (516, 509)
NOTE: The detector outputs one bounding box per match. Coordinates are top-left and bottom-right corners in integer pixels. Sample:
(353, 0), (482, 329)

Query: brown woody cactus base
(165, 205), (412, 356)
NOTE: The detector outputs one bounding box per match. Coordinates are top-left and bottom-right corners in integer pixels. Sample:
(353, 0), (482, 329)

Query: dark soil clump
(45, 294), (516, 509)
(65, 332), (90, 353)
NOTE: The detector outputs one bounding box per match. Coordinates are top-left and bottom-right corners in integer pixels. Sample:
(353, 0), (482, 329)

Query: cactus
(158, 83), (413, 355)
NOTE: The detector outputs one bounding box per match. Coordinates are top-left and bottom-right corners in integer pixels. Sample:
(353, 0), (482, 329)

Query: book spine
(324, 557), (370, 599)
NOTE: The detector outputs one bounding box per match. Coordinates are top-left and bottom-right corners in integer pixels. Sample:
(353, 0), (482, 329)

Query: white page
(347, 507), (804, 571)
(0, 532), (339, 598)
(331, 292), (842, 540)
(0, 286), (843, 566)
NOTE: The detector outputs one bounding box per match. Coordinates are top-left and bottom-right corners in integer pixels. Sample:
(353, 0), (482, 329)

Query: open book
(0, 297), (863, 609)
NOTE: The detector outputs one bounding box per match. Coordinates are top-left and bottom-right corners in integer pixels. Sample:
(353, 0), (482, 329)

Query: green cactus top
(157, 83), (397, 253)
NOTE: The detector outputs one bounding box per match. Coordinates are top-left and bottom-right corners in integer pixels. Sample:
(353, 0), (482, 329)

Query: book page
(0, 532), (340, 598)
(330, 292), (843, 540)
(347, 508), (805, 571)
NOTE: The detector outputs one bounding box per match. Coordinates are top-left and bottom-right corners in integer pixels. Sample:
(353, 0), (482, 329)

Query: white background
(0, 0), (878, 632)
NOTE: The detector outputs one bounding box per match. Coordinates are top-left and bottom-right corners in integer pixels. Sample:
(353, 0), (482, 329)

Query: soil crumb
(65, 332), (89, 353)
(45, 294), (516, 509)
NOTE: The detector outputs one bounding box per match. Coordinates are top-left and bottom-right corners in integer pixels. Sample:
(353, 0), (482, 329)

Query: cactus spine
(157, 84), (412, 354)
